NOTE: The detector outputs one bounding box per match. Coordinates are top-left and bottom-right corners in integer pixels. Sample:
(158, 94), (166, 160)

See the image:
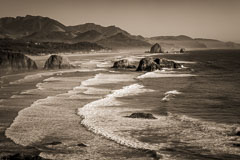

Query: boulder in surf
(154, 58), (181, 68)
(136, 58), (160, 72)
(44, 55), (72, 69)
(112, 59), (136, 69)
(126, 113), (157, 119)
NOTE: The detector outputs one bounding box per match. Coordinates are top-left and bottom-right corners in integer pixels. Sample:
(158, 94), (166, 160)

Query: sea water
(1, 50), (240, 159)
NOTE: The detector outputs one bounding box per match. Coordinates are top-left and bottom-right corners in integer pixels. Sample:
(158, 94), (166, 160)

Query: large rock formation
(0, 52), (38, 72)
(154, 58), (181, 68)
(112, 59), (136, 69)
(136, 58), (161, 71)
(44, 55), (72, 69)
(150, 43), (162, 53)
(136, 57), (181, 72)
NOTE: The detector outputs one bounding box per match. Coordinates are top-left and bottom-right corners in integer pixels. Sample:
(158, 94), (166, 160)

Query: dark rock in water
(233, 143), (240, 147)
(0, 52), (38, 72)
(77, 143), (87, 147)
(180, 48), (185, 53)
(154, 58), (181, 68)
(1, 153), (46, 160)
(126, 113), (157, 119)
(136, 58), (160, 71)
(150, 43), (162, 53)
(144, 149), (163, 160)
(44, 141), (62, 145)
(112, 59), (136, 69)
(44, 55), (72, 69)
(235, 128), (240, 136)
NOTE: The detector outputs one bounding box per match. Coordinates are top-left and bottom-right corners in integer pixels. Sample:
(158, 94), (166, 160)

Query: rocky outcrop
(0, 52), (38, 72)
(44, 55), (72, 69)
(150, 43), (162, 53)
(154, 58), (181, 68)
(136, 57), (181, 71)
(235, 127), (240, 136)
(126, 113), (157, 119)
(180, 48), (185, 53)
(136, 58), (160, 71)
(112, 59), (136, 69)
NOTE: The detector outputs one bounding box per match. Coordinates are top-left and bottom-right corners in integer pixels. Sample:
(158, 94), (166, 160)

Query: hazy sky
(0, 0), (240, 42)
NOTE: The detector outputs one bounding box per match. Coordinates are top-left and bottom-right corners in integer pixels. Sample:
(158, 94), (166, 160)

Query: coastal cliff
(0, 52), (37, 73)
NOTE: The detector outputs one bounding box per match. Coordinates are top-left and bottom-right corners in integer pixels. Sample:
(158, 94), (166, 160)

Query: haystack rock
(154, 58), (181, 68)
(44, 55), (72, 69)
(150, 43), (162, 53)
(112, 59), (136, 69)
(136, 58), (160, 71)
(0, 52), (38, 72)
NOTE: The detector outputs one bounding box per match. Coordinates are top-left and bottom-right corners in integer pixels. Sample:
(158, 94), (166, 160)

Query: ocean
(0, 50), (240, 160)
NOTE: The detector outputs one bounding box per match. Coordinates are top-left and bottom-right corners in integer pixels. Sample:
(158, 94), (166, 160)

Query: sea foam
(137, 70), (196, 79)
(162, 90), (182, 102)
(78, 83), (157, 150)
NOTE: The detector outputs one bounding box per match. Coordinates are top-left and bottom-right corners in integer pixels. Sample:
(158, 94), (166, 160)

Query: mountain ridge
(0, 15), (239, 50)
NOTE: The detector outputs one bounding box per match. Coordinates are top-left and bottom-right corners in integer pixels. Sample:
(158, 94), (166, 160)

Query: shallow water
(1, 50), (240, 159)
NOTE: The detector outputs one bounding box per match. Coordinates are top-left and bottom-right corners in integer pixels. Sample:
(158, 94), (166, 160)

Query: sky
(0, 0), (240, 42)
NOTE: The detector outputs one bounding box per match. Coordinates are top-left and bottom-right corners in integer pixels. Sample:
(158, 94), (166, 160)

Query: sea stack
(0, 52), (38, 72)
(44, 55), (72, 69)
(150, 43), (162, 53)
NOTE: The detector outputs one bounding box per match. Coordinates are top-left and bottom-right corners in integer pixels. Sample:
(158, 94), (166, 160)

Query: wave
(162, 90), (182, 102)
(78, 83), (157, 150)
(9, 69), (100, 85)
(81, 73), (135, 86)
(137, 70), (196, 79)
(96, 61), (112, 68)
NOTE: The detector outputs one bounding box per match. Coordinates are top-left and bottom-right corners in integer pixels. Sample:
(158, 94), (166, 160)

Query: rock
(44, 141), (61, 145)
(136, 58), (161, 71)
(154, 58), (181, 68)
(0, 52), (38, 72)
(233, 143), (240, 147)
(44, 55), (72, 69)
(235, 127), (240, 136)
(112, 59), (136, 69)
(77, 143), (87, 147)
(145, 150), (163, 160)
(1, 153), (46, 160)
(126, 113), (157, 119)
(180, 48), (185, 53)
(150, 43), (162, 53)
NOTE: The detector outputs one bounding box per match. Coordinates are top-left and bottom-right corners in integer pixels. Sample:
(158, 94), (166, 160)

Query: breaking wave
(137, 70), (196, 79)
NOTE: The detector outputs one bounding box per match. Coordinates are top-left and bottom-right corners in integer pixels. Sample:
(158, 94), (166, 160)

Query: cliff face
(0, 52), (38, 72)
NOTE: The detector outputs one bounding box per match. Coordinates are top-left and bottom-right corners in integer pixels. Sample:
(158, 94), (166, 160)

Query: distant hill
(0, 15), (67, 39)
(195, 38), (240, 49)
(0, 15), (239, 50)
(97, 33), (151, 49)
(73, 30), (103, 42)
(148, 35), (207, 50)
